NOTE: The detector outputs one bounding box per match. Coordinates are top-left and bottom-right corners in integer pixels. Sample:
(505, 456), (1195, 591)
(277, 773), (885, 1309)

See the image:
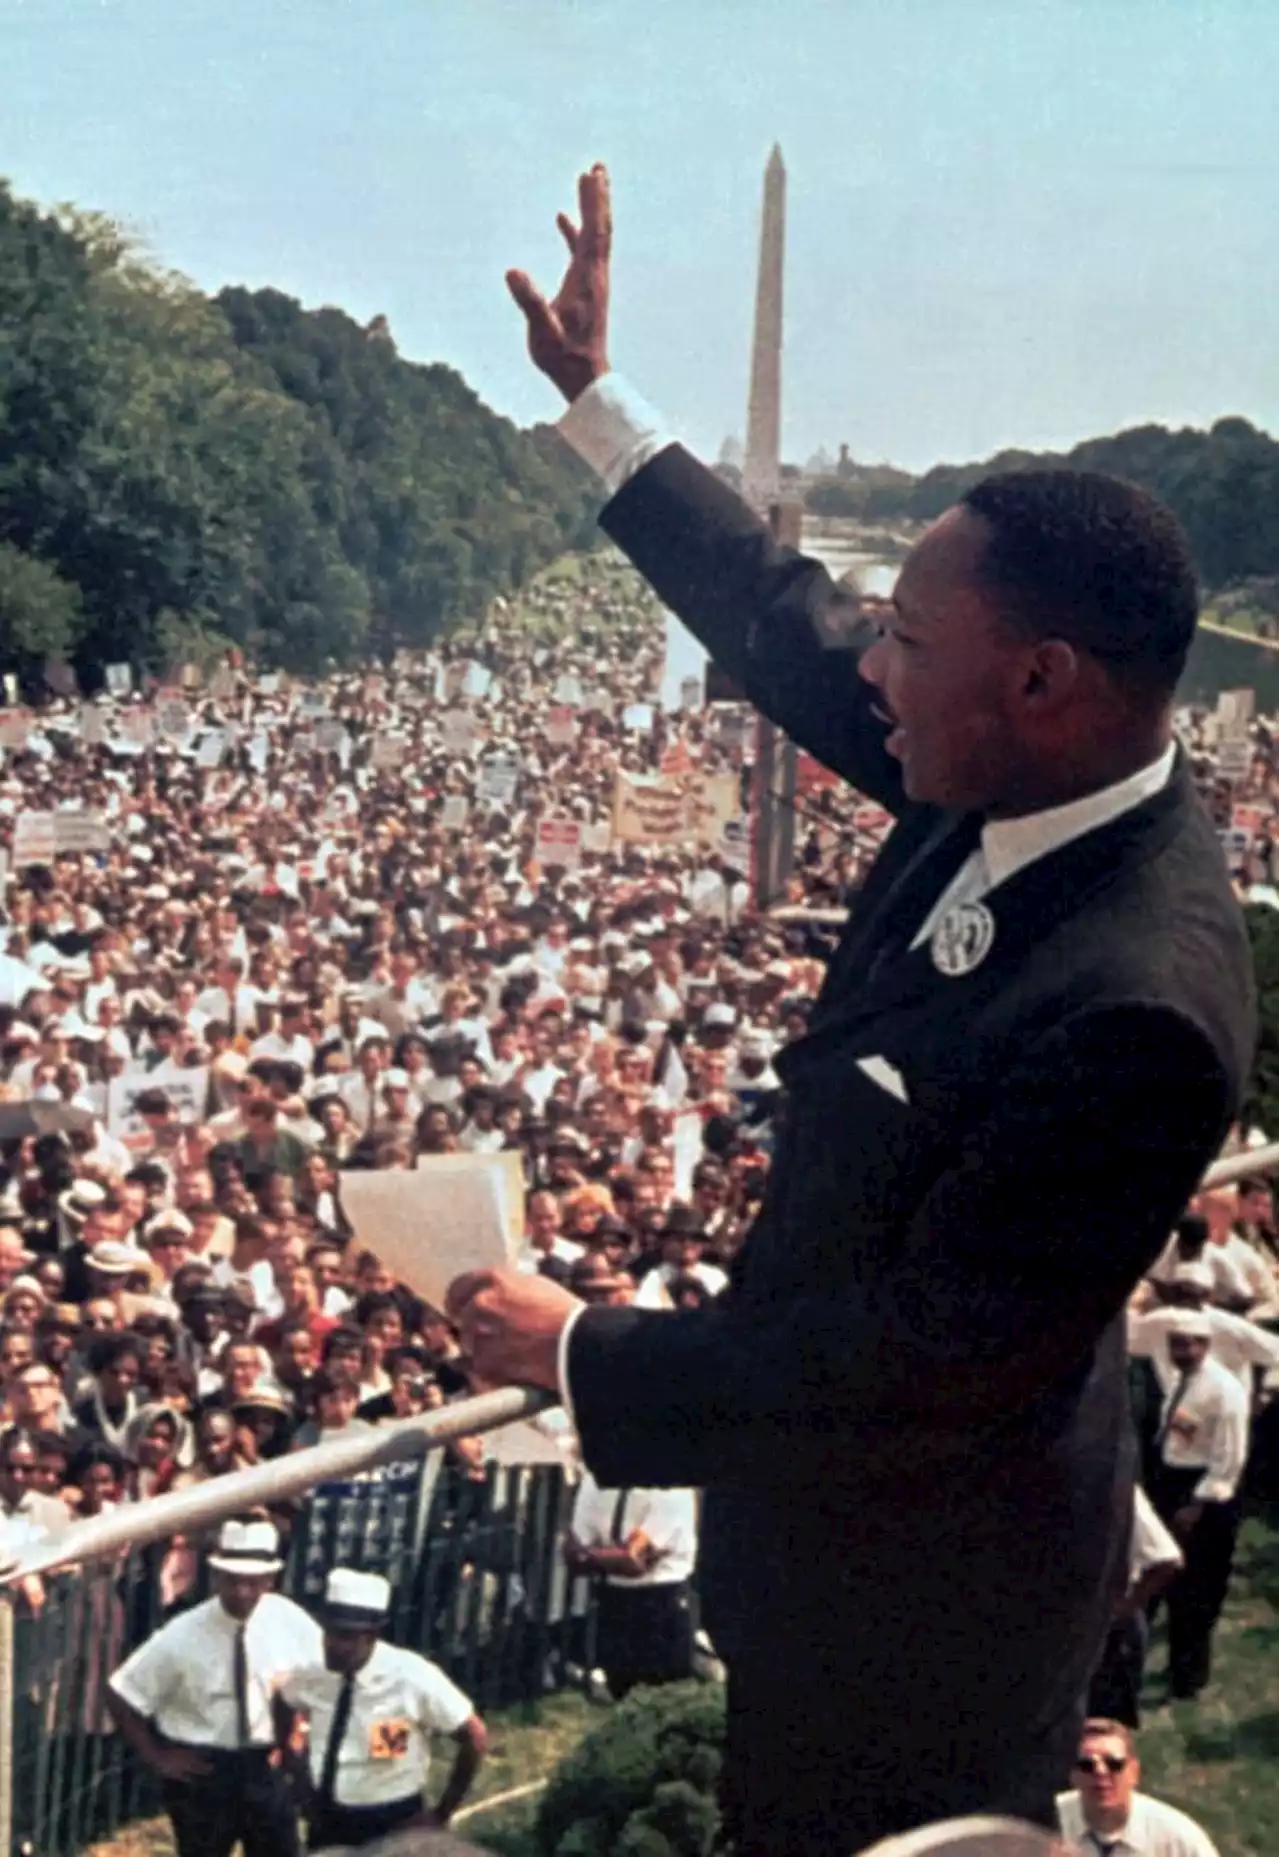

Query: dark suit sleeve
(566, 1002), (1236, 1489)
(599, 445), (906, 812)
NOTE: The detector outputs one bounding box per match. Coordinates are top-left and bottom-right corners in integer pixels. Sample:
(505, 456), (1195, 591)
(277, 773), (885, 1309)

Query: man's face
(215, 1570), (273, 1624)
(0, 1441), (39, 1505)
(1074, 1734), (1138, 1819)
(1169, 1333), (1211, 1374)
(859, 506), (1038, 812)
(100, 1350), (140, 1402)
(0, 1333), (34, 1380)
(323, 1624), (379, 1676)
(14, 1366), (61, 1426)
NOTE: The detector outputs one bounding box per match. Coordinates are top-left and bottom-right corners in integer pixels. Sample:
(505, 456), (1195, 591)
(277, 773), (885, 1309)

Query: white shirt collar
(981, 743), (1176, 892)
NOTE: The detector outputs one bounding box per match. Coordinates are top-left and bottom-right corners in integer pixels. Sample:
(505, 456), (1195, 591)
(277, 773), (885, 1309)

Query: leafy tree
(0, 541), (84, 660)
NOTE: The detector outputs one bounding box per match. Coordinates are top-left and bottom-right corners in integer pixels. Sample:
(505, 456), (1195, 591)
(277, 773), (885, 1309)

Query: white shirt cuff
(556, 1302), (586, 1433)
(557, 373), (676, 497)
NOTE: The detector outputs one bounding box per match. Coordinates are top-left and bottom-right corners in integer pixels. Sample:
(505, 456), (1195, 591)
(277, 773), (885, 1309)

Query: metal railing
(2, 1407), (596, 1855)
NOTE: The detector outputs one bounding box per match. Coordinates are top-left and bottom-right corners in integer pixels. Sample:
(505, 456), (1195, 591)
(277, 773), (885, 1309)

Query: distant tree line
(804, 417), (1278, 591)
(0, 182), (599, 682)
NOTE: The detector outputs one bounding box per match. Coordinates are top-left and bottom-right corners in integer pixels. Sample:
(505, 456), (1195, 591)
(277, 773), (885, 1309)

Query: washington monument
(742, 143), (786, 512)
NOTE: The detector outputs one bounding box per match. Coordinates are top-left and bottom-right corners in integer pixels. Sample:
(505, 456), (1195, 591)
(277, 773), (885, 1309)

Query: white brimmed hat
(207, 1518), (283, 1576)
(323, 1567), (390, 1628)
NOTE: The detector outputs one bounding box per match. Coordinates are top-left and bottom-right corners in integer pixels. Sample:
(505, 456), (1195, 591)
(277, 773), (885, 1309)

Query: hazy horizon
(5, 0), (1276, 473)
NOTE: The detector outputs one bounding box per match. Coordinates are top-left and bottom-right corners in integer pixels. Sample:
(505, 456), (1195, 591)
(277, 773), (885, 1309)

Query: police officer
(283, 1569), (487, 1851)
(107, 1518), (321, 1857)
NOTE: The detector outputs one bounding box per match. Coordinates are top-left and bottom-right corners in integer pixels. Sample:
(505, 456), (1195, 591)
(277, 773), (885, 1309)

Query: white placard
(679, 674), (704, 712)
(462, 661), (491, 700)
(1217, 739), (1252, 784)
(258, 673), (281, 696)
(156, 696), (188, 738)
(623, 703), (654, 733)
(118, 710), (155, 748)
(553, 673), (583, 706)
(248, 732), (271, 773)
(440, 711), (476, 754)
(476, 754), (520, 809)
(440, 795), (470, 831)
(718, 816), (751, 868)
(195, 731), (227, 769)
(535, 817), (582, 872)
(0, 713), (29, 751)
(580, 821), (613, 855)
(338, 1152), (522, 1312)
(546, 705), (576, 747)
(12, 812), (56, 866)
(314, 719), (346, 753)
(106, 1061), (210, 1136)
(105, 663), (133, 697)
(51, 811), (110, 856)
(371, 734), (407, 770)
(80, 706), (107, 747)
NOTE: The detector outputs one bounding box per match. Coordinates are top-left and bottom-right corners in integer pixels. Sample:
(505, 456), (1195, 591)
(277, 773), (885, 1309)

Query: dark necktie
(1155, 1371), (1192, 1455)
(233, 1625), (251, 1746)
(317, 1673), (356, 1803)
(609, 1488), (631, 1545)
(1089, 1835), (1120, 1856)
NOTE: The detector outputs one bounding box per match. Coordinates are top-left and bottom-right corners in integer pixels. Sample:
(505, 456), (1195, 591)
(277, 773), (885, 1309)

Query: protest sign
(258, 673), (281, 696)
(118, 710), (156, 748)
(612, 770), (739, 848)
(440, 795), (469, 831)
(195, 731), (227, 769)
(314, 719), (347, 753)
(717, 816), (751, 869)
(50, 811), (110, 856)
(580, 820), (612, 855)
(679, 673), (704, 711)
(1216, 739), (1252, 785)
(1, 675), (17, 707)
(106, 1061), (210, 1138)
(156, 695), (188, 739)
(339, 1152), (522, 1311)
(660, 738), (694, 776)
(623, 703), (654, 733)
(440, 710), (476, 754)
(12, 812), (57, 866)
(247, 732), (271, 773)
(546, 705), (576, 747)
(441, 662), (468, 702)
(461, 661), (491, 700)
(476, 753), (520, 808)
(0, 712), (29, 751)
(1215, 687), (1255, 741)
(297, 690), (329, 720)
(105, 663), (133, 698)
(370, 734), (407, 770)
(536, 817), (583, 872)
(80, 706), (107, 747)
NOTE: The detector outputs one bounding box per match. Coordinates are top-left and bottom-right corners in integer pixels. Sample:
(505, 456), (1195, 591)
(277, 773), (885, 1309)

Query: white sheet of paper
(338, 1152), (524, 1311)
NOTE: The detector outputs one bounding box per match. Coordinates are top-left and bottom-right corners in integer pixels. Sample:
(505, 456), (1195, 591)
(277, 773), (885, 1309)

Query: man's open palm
(507, 163), (611, 403)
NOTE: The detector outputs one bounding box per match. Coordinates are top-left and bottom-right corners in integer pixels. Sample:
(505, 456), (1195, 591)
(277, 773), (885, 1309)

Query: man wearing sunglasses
(1055, 1719), (1219, 1855)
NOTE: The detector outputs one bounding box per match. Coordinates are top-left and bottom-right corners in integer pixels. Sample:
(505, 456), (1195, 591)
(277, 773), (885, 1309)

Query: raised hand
(507, 163), (612, 403)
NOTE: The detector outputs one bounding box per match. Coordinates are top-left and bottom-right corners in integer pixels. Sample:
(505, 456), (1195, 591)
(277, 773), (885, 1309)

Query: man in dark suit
(448, 167), (1255, 1855)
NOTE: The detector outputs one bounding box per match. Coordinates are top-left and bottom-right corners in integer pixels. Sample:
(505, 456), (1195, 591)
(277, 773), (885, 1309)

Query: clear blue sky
(5, 0), (1276, 471)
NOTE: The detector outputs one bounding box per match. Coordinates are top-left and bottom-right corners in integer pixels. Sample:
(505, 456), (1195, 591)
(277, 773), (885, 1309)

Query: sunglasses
(1075, 1755), (1128, 1777)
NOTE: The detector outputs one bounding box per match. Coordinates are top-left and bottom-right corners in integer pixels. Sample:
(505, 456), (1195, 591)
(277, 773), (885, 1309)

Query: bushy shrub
(535, 1683), (726, 1857)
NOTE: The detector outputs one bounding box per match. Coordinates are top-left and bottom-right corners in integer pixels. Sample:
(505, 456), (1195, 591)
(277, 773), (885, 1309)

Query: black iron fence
(10, 1454), (592, 1856)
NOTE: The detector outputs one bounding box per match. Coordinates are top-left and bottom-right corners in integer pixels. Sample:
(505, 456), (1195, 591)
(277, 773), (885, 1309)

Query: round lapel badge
(930, 901), (996, 978)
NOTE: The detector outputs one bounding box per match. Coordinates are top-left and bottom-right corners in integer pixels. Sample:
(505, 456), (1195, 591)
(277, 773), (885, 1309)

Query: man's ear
(1022, 637), (1080, 707)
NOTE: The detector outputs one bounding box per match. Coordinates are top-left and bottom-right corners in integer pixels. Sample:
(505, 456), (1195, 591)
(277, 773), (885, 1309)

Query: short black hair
(961, 470), (1199, 698)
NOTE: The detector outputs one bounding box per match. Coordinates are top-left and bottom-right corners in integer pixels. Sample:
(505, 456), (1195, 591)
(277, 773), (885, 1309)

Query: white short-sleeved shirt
(283, 1641), (472, 1808)
(570, 1471), (698, 1588)
(1130, 1485), (1183, 1586)
(110, 1593), (322, 1749)
(1056, 1787), (1221, 1856)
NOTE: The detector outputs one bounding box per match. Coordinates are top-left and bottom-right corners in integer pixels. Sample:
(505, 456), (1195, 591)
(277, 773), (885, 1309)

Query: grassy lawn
(84, 1509), (1276, 1856)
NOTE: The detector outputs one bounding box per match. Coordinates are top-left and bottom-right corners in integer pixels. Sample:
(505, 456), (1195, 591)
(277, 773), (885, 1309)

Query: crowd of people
(0, 550), (1272, 1850)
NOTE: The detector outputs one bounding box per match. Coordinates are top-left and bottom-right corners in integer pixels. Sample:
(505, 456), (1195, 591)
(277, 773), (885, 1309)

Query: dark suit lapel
(813, 809), (982, 1023)
(810, 762), (1191, 1039)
